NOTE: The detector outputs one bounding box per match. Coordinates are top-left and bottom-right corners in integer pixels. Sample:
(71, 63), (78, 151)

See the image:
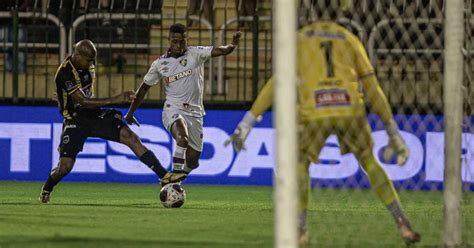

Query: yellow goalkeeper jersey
(296, 21), (374, 121)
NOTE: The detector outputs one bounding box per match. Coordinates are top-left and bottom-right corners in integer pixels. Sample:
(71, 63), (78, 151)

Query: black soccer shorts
(58, 109), (126, 159)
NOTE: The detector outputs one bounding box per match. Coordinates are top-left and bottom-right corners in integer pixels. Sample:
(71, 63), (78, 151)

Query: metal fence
(0, 0), (467, 114)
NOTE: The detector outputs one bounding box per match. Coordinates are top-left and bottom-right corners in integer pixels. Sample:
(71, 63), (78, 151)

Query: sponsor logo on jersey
(305, 31), (346, 40)
(165, 69), (192, 84)
(318, 80), (342, 86)
(314, 89), (351, 107)
(65, 124), (76, 128)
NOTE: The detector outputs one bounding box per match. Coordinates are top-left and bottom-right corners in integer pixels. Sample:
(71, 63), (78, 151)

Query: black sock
(42, 174), (59, 192)
(139, 150), (168, 178)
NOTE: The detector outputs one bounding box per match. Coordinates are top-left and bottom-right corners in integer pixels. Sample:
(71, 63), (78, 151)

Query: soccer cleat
(160, 172), (187, 187)
(172, 170), (185, 185)
(298, 227), (309, 246)
(38, 188), (51, 204)
(399, 223), (421, 246)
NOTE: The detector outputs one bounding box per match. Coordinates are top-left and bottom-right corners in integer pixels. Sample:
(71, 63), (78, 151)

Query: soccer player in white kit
(126, 23), (241, 177)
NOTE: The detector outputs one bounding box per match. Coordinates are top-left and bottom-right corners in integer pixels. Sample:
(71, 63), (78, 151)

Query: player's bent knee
(176, 136), (189, 148)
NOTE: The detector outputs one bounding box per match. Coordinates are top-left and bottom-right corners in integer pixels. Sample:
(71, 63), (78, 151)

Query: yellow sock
(360, 154), (399, 206)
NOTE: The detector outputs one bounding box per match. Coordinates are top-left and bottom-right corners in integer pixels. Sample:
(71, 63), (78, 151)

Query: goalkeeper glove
(224, 111), (261, 152)
(383, 120), (409, 166)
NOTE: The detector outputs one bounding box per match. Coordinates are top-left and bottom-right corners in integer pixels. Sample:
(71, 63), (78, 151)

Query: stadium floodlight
(273, 0), (298, 248)
(443, 0), (465, 247)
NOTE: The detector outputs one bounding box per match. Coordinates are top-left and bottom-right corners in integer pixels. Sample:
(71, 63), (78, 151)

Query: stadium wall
(0, 106), (472, 191)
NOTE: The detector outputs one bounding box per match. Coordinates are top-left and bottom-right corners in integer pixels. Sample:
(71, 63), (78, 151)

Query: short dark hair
(169, 23), (186, 34)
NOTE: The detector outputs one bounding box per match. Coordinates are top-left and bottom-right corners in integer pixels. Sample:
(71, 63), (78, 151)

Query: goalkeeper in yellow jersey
(225, 6), (420, 247)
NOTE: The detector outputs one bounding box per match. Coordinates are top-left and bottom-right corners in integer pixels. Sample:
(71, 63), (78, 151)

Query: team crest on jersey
(161, 61), (169, 65)
(179, 59), (188, 67)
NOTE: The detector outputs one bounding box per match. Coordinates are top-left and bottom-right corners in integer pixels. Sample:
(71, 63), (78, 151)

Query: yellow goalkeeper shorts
(298, 115), (374, 163)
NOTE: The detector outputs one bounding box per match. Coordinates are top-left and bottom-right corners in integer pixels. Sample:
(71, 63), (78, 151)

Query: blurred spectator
(187, 0), (214, 27)
(0, 0), (32, 73)
(115, 54), (126, 73)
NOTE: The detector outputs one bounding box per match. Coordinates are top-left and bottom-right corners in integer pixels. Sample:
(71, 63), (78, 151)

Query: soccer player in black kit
(39, 39), (186, 203)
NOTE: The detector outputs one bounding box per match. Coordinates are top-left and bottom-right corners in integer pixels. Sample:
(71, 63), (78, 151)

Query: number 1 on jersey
(320, 41), (334, 78)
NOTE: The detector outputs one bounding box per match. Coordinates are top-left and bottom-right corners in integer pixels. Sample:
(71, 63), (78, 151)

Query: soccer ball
(159, 183), (186, 208)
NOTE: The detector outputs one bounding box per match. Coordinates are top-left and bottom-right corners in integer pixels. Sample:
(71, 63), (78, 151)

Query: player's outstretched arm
(361, 75), (409, 165)
(71, 89), (135, 109)
(225, 78), (274, 152)
(125, 82), (151, 126)
(211, 31), (242, 57)
(351, 32), (409, 166)
(224, 111), (262, 152)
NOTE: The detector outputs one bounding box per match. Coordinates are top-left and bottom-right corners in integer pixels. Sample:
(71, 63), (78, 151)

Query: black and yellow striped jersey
(55, 56), (95, 119)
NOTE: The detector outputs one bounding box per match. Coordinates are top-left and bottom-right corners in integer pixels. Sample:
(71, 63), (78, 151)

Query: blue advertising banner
(0, 106), (472, 191)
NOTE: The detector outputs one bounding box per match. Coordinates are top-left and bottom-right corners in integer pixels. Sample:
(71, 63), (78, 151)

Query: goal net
(274, 0), (473, 246)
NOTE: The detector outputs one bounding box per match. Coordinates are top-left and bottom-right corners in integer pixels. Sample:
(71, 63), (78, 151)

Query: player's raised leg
(119, 125), (186, 185)
(357, 152), (420, 245)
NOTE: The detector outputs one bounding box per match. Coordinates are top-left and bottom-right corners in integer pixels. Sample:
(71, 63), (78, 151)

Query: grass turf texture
(0, 181), (472, 248)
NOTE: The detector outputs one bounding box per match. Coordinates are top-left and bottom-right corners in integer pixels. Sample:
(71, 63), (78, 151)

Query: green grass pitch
(0, 181), (472, 247)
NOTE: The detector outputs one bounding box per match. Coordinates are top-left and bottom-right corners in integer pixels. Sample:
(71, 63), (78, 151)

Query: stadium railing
(0, 11), (66, 103)
(1, 0), (468, 114)
(216, 15), (272, 98)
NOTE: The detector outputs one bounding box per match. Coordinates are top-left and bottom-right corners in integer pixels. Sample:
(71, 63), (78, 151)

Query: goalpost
(273, 0), (298, 247)
(443, 0), (465, 247)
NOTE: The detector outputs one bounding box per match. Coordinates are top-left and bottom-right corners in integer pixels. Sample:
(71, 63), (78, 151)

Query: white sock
(173, 145), (187, 172)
